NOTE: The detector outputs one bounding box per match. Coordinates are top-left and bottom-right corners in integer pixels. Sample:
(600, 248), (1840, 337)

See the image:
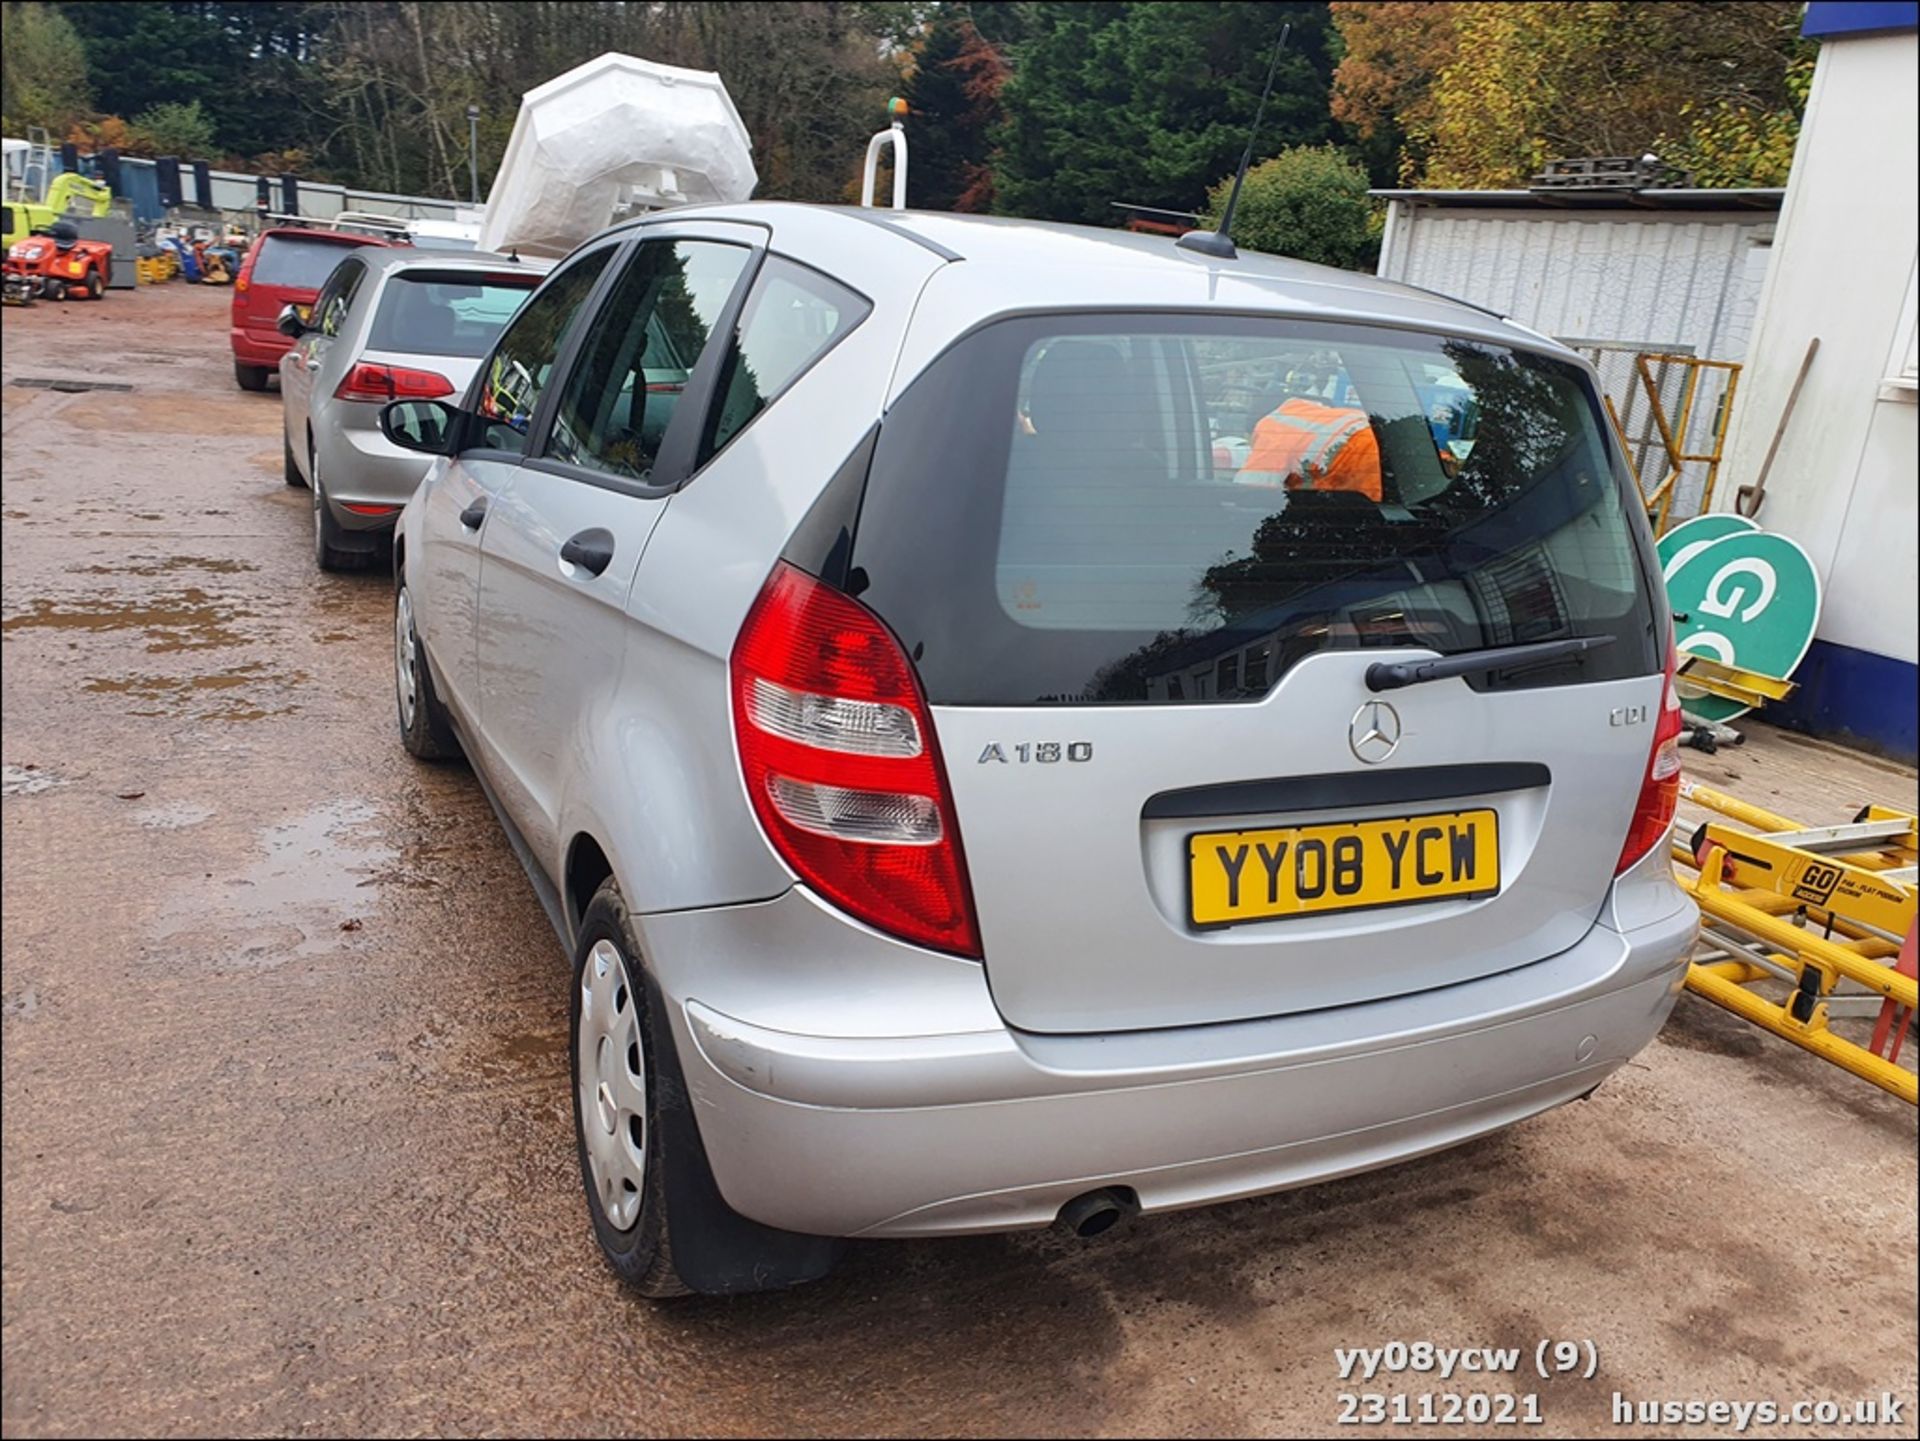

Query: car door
(414, 243), (618, 735)
(474, 225), (763, 870)
(280, 257), (362, 469)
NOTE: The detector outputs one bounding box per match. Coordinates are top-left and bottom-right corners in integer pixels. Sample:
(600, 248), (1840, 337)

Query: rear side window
(252, 236), (361, 290)
(311, 259), (364, 337)
(701, 258), (869, 464)
(546, 238), (749, 482)
(473, 247), (613, 454)
(848, 315), (1662, 705)
(367, 272), (537, 358)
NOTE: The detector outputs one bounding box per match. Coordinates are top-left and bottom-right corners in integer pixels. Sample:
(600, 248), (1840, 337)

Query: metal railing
(1573, 343), (1742, 536)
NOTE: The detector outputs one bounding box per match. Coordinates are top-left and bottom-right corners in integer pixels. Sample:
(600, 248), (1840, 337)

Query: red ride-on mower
(3, 221), (113, 304)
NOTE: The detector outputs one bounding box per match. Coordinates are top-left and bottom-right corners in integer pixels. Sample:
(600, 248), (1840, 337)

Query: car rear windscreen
(367, 272), (537, 358)
(846, 314), (1664, 705)
(252, 236), (363, 290)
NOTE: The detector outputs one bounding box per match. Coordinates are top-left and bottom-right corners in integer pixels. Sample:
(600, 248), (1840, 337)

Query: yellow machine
(1675, 781), (1917, 1104)
(3, 172), (113, 250)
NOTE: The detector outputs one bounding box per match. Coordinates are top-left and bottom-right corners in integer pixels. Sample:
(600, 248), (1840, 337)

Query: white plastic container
(477, 52), (757, 259)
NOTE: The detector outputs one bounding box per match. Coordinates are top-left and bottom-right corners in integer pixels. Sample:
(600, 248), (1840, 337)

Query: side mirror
(380, 399), (461, 456)
(275, 302), (307, 338)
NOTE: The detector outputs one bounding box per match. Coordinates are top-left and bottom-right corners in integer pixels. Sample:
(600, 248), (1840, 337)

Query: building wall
(1715, 27), (1918, 757)
(55, 153), (466, 228)
(1380, 206), (1776, 366)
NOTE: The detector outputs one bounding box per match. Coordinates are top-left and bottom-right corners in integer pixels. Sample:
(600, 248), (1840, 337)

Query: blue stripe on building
(1803, 2), (1920, 38)
(1770, 639), (1919, 762)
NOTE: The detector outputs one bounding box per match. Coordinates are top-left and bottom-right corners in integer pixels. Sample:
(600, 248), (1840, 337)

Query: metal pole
(466, 105), (481, 205)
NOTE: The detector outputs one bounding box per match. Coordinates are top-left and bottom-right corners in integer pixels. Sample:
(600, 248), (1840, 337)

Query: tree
(1327, 1), (1456, 183)
(0, 2), (93, 137)
(994, 2), (1336, 227)
(900, 6), (1012, 211)
(1420, 1), (1810, 187)
(1204, 144), (1377, 269)
(1658, 50), (1812, 188)
(132, 99), (218, 157)
(948, 18), (1013, 210)
(1329, 0), (1810, 189)
(58, 2), (328, 162)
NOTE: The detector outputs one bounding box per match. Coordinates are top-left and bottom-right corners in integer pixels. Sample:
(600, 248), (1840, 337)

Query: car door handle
(458, 498), (488, 531)
(560, 528), (615, 577)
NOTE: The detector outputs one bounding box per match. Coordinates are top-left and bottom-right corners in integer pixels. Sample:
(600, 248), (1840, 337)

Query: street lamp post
(466, 105), (481, 205)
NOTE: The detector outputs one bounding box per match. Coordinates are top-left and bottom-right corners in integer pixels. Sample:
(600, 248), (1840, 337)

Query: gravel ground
(2, 282), (1915, 1438)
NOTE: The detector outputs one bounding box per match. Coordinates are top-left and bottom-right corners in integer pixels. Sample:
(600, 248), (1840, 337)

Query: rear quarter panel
(556, 221), (947, 928)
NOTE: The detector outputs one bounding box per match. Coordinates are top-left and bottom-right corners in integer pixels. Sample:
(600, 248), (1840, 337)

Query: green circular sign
(1665, 531), (1821, 723)
(1656, 512), (1759, 581)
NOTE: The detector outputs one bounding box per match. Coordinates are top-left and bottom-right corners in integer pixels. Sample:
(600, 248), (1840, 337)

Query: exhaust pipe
(1057, 1187), (1136, 1239)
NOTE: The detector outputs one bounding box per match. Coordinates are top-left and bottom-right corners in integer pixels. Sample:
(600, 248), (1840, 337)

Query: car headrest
(1025, 339), (1135, 442)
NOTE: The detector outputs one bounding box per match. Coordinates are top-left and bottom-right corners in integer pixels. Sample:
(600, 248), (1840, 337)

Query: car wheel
(571, 882), (689, 1298)
(84, 270), (104, 300)
(311, 451), (368, 573)
(234, 362), (270, 392)
(283, 430), (305, 488)
(393, 577), (461, 761)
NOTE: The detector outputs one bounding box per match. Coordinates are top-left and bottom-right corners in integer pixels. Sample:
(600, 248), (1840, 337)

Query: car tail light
(731, 561), (980, 957)
(1616, 632), (1684, 873)
(335, 362), (454, 403)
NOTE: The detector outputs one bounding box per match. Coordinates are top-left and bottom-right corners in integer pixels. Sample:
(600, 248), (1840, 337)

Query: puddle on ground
(69, 556), (259, 578)
(132, 801), (215, 830)
(3, 589), (255, 652)
(470, 1029), (568, 1085)
(82, 661), (305, 721)
(157, 799), (395, 961)
(2, 764), (66, 797)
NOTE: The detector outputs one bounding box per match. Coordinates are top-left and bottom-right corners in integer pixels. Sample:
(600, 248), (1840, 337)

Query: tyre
(43, 280), (66, 302)
(234, 361), (270, 392)
(84, 270), (104, 300)
(394, 576), (460, 761)
(283, 430), (305, 487)
(571, 882), (689, 1298)
(311, 451), (369, 573)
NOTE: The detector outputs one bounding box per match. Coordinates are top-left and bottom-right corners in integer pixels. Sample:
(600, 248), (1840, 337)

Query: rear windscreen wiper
(1365, 635), (1615, 692)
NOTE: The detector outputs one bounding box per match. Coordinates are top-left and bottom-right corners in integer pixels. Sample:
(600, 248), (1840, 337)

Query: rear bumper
(230, 327), (288, 369)
(652, 885), (1698, 1239)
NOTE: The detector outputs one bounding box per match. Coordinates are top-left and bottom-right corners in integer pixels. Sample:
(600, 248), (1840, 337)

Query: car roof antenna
(1176, 22), (1290, 261)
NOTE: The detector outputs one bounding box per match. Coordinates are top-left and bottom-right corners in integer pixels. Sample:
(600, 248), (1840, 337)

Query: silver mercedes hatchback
(378, 204), (1698, 1296)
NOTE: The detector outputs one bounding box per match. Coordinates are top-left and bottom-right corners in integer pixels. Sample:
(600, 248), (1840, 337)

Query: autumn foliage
(1332, 1), (1812, 189)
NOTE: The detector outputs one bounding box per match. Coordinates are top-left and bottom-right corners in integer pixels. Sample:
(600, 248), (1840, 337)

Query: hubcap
(394, 585), (418, 731)
(577, 939), (647, 1231)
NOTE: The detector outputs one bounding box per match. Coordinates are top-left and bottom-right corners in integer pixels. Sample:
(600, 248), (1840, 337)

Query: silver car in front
(377, 204), (1699, 1297)
(278, 248), (546, 569)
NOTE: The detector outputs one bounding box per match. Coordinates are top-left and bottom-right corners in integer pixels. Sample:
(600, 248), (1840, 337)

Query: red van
(230, 228), (389, 391)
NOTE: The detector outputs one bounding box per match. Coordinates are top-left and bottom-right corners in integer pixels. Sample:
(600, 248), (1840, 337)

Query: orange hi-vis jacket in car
(1238, 396), (1383, 502)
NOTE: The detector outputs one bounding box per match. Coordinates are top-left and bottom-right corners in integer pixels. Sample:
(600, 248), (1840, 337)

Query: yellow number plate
(1187, 808), (1500, 928)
